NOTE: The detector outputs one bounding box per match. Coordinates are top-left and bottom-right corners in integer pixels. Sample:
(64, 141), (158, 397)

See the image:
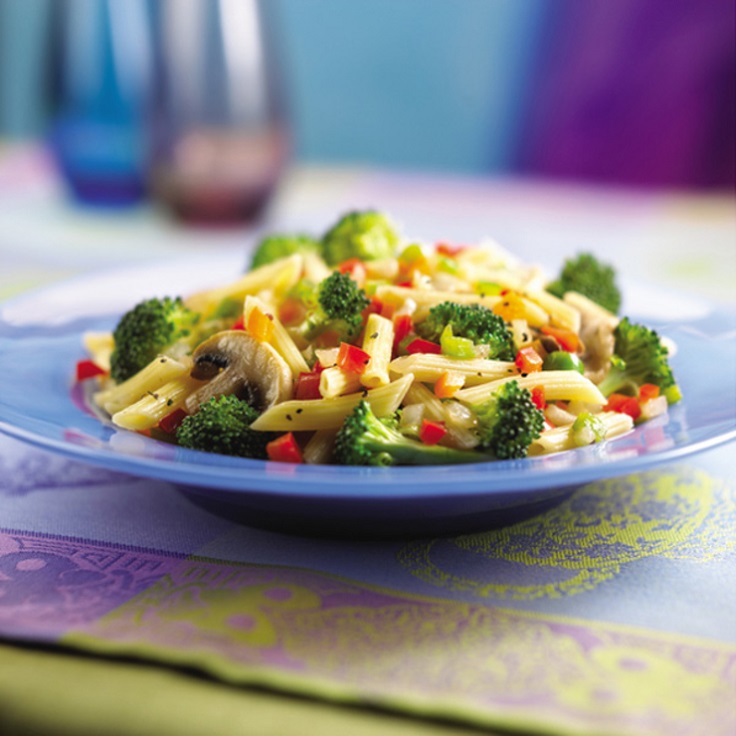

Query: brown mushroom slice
(184, 330), (293, 413)
(563, 292), (619, 384)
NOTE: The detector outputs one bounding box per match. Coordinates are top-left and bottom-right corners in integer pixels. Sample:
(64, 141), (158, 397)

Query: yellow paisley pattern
(397, 467), (736, 599)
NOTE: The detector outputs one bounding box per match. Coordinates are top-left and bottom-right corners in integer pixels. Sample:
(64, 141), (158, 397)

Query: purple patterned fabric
(0, 531), (183, 637)
(517, 0), (736, 189)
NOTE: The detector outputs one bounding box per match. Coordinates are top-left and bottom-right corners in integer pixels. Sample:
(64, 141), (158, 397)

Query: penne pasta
(390, 353), (516, 386)
(83, 331), (115, 371)
(250, 374), (414, 431)
(524, 289), (581, 333)
(185, 254), (303, 316)
(528, 411), (633, 456)
(244, 295), (310, 376)
(454, 370), (607, 406)
(111, 374), (203, 430)
(403, 381), (446, 423)
(319, 366), (362, 398)
(361, 313), (394, 388)
(302, 429), (338, 465)
(95, 355), (192, 415)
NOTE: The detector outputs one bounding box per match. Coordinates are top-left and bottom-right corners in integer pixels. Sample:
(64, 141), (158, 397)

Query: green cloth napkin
(0, 642), (499, 736)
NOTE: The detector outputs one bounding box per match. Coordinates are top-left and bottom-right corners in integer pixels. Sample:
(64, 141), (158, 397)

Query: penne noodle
(111, 374), (203, 430)
(563, 291), (619, 328)
(244, 295), (310, 376)
(454, 370), (607, 406)
(302, 251), (332, 283)
(524, 289), (581, 333)
(185, 254), (303, 316)
(83, 331), (114, 371)
(364, 258), (400, 281)
(95, 355), (192, 415)
(361, 313), (394, 388)
(250, 374), (413, 431)
(319, 366), (362, 398)
(528, 411), (633, 456)
(302, 429), (338, 465)
(403, 381), (446, 423)
(390, 353), (516, 385)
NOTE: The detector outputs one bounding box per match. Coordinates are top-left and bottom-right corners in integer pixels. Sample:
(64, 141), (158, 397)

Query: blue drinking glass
(49, 0), (152, 206)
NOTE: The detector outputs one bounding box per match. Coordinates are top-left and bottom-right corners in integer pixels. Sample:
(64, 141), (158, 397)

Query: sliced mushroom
(564, 291), (619, 384)
(184, 330), (293, 413)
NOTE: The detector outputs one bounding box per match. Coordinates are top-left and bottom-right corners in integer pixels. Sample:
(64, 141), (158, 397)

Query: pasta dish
(77, 211), (681, 466)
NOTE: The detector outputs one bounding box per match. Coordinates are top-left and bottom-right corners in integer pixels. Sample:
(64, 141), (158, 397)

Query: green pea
(543, 350), (584, 373)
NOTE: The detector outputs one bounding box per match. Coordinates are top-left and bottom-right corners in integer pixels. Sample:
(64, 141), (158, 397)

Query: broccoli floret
(300, 270), (370, 342)
(110, 297), (200, 383)
(547, 252), (621, 314)
(322, 210), (400, 266)
(251, 234), (322, 269)
(334, 400), (481, 466)
(415, 302), (516, 361)
(474, 380), (545, 459)
(176, 394), (273, 458)
(597, 318), (680, 401)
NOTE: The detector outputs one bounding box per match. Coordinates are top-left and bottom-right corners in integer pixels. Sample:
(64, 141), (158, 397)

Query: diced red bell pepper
(639, 383), (660, 402)
(531, 386), (547, 410)
(435, 242), (466, 257)
(605, 393), (642, 420)
(295, 371), (322, 400)
(392, 314), (414, 352)
(266, 432), (304, 463)
(158, 408), (188, 434)
(337, 258), (367, 287)
(515, 346), (544, 374)
(337, 342), (372, 374)
(75, 359), (107, 381)
(406, 337), (442, 355)
(540, 325), (581, 353)
(419, 419), (447, 445)
(363, 297), (383, 320)
(380, 301), (396, 320)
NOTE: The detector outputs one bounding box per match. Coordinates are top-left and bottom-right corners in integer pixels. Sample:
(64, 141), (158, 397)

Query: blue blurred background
(1, 0), (734, 202)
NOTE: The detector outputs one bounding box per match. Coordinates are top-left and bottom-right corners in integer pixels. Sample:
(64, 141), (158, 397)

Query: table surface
(1, 143), (735, 736)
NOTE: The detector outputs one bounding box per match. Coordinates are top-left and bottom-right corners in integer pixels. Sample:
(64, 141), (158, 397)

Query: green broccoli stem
(371, 436), (483, 465)
(363, 415), (482, 466)
(597, 366), (638, 398)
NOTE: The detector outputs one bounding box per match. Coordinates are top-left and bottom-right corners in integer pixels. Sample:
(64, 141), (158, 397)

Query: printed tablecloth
(1, 145), (735, 735)
(1, 434), (735, 736)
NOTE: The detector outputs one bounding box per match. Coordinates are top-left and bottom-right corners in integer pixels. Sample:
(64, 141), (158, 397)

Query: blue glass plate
(1, 254), (734, 535)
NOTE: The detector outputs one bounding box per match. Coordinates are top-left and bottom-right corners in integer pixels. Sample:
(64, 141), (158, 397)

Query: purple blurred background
(0, 0), (733, 202)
